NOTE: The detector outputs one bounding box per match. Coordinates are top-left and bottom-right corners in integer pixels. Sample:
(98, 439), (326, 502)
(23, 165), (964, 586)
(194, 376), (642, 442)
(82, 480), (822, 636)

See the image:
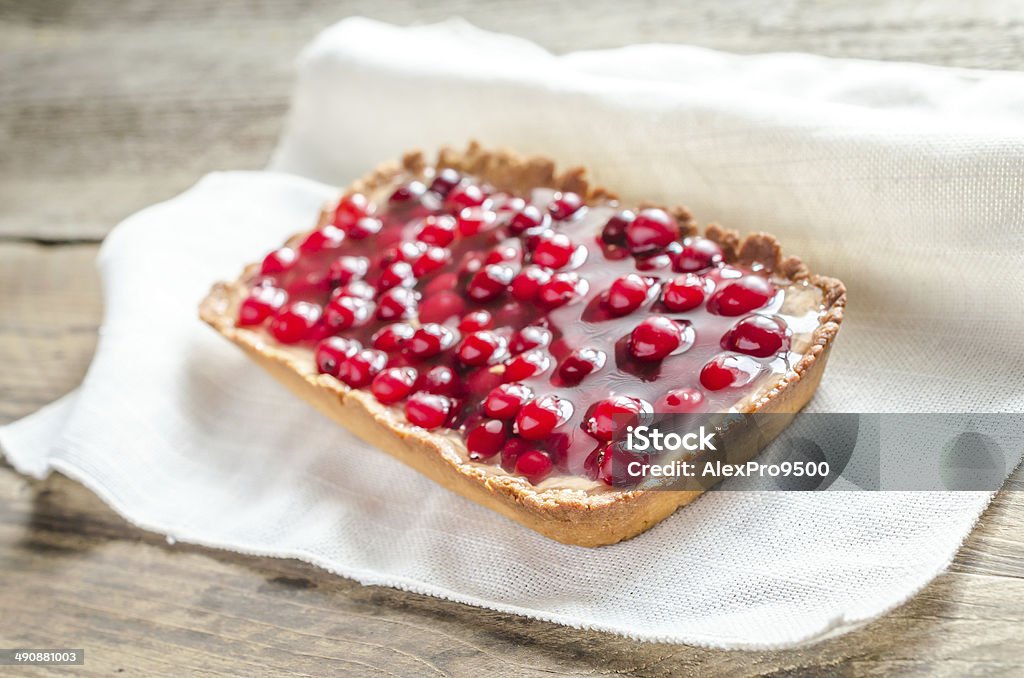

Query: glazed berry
(337, 349), (387, 388)
(503, 350), (551, 381)
(657, 388), (705, 413)
(405, 393), (453, 430)
(510, 265), (552, 301)
(672, 237), (723, 272)
(446, 183), (487, 210)
(604, 274), (650, 316)
(270, 301), (321, 344)
(628, 316), (684, 361)
(548, 191), (583, 220)
(706, 275), (775, 316)
(721, 315), (790, 357)
(324, 295), (373, 330)
(536, 272), (586, 309)
(600, 211), (633, 246)
(466, 264), (514, 302)
(429, 168), (461, 196)
(376, 287), (418, 320)
(299, 224), (345, 253)
(532, 232), (577, 269)
(500, 437), (532, 472)
(336, 279), (376, 301)
(411, 246), (449, 277)
(389, 181), (428, 205)
(238, 286), (286, 326)
(371, 366), (418, 404)
(416, 215), (457, 246)
(516, 395), (572, 441)
(371, 322), (415, 352)
(484, 383), (533, 419)
(457, 331), (507, 366)
(455, 206), (498, 236)
(417, 289), (466, 323)
(348, 216), (383, 240)
(407, 323), (457, 359)
(260, 247), (297, 275)
(333, 193), (373, 228)
(626, 208), (676, 254)
(486, 243), (521, 265)
(583, 396), (652, 441)
(515, 449), (553, 484)
(378, 261), (415, 291)
(466, 418), (507, 460)
(421, 365), (459, 396)
(509, 326), (552, 354)
(508, 205), (550, 235)
(328, 256), (370, 286)
(662, 274), (706, 312)
(699, 353), (764, 390)
(557, 348), (606, 384)
(314, 337), (360, 377)
(458, 310), (493, 333)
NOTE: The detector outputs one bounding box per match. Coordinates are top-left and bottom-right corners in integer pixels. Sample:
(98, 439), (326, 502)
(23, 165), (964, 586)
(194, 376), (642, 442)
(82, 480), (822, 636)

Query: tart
(200, 142), (845, 547)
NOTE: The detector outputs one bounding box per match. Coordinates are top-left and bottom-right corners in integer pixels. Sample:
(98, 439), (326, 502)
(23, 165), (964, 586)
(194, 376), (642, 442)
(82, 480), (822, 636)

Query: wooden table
(3, 1), (1023, 674)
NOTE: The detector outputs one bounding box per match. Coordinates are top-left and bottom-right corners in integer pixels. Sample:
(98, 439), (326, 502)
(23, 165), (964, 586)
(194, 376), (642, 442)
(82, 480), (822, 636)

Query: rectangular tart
(200, 142), (845, 547)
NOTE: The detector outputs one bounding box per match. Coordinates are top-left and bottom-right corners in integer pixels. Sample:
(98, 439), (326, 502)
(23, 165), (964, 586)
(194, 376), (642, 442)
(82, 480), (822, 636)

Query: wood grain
(2, 1), (1024, 675)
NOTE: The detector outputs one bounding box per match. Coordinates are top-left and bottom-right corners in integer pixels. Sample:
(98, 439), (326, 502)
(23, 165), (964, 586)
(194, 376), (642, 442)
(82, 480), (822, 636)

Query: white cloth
(3, 18), (1023, 649)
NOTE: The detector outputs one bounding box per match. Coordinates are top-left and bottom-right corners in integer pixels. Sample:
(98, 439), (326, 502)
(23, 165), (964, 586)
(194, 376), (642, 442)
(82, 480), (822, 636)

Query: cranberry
(484, 383), (533, 419)
(536, 272), (586, 309)
(333, 193), (373, 228)
(628, 316), (684, 361)
(657, 388), (705, 413)
(673, 237), (723, 272)
(335, 279), (376, 301)
(446, 183), (487, 210)
(604, 274), (651, 316)
(405, 393), (453, 430)
(314, 337), (360, 377)
(377, 261), (415, 291)
(389, 181), (427, 205)
(626, 208), (677, 254)
(595, 442), (645, 487)
(516, 395), (572, 441)
(600, 211), (634, 246)
(260, 247), (297, 275)
(509, 326), (552, 354)
(238, 286), (286, 326)
(382, 241), (427, 265)
(700, 353), (764, 390)
(456, 206), (498, 236)
(458, 310), (493, 333)
(376, 287), (418, 320)
(508, 205), (550, 235)
(324, 295), (373, 330)
(371, 366), (418, 404)
(548, 191), (583, 220)
(532, 232), (577, 269)
(348, 216), (383, 240)
(500, 437), (532, 472)
(421, 365), (459, 396)
(583, 396), (652, 441)
(510, 265), (552, 301)
(429, 168), (461, 196)
(557, 348), (606, 384)
(466, 418), (507, 460)
(411, 246), (449, 277)
(503, 350), (551, 381)
(299, 224), (346, 254)
(371, 322), (415, 352)
(418, 289), (466, 323)
(662, 274), (706, 312)
(270, 301), (321, 344)
(721, 315), (790, 357)
(407, 323), (457, 359)
(515, 449), (553, 483)
(457, 331), (507, 366)
(328, 255), (370, 286)
(416, 215), (457, 246)
(706, 275), (775, 316)
(485, 243), (521, 266)
(466, 264), (514, 302)
(337, 349), (387, 388)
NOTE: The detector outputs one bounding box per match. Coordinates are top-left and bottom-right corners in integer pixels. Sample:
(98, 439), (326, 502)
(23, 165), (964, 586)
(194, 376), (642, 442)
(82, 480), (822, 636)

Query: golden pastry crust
(199, 142), (846, 547)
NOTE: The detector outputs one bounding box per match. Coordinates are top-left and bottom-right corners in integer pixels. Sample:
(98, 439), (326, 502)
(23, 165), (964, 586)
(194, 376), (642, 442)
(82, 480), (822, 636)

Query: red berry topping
(333, 193), (373, 227)
(417, 289), (466, 324)
(503, 350), (551, 381)
(557, 348), (606, 384)
(458, 310), (493, 333)
(706, 275), (775, 316)
(516, 395), (572, 441)
(600, 211), (633, 246)
(510, 265), (552, 301)
(314, 337), (360, 377)
(348, 216), (383, 240)
(721, 315), (790, 357)
(238, 286), (286, 326)
(324, 295), (373, 330)
(484, 383), (533, 419)
(662, 274), (706, 312)
(457, 331), (507, 366)
(456, 206), (498, 236)
(604, 274), (651, 316)
(261, 247), (297, 275)
(389, 181), (427, 205)
(411, 246), (449, 277)
(446, 183), (487, 210)
(328, 255), (370, 286)
(508, 205), (550, 235)
(673, 237), (723, 272)
(628, 316), (684, 361)
(583, 396), (652, 441)
(532, 232), (577, 269)
(270, 301), (321, 344)
(335, 279), (376, 301)
(429, 168), (461, 196)
(625, 208), (677, 254)
(500, 437), (531, 471)
(515, 449), (553, 483)
(416, 215), (457, 246)
(509, 326), (552, 354)
(421, 365), (459, 396)
(377, 261), (415, 291)
(547, 191), (583, 220)
(657, 388), (705, 413)
(371, 322), (415, 352)
(407, 323), (457, 359)
(376, 287), (418, 320)
(466, 418), (507, 460)
(536, 272), (586, 309)
(299, 225), (345, 254)
(405, 393), (453, 430)
(337, 349), (387, 388)
(371, 366), (418, 404)
(486, 243), (521, 266)
(699, 353), (764, 390)
(466, 264), (514, 302)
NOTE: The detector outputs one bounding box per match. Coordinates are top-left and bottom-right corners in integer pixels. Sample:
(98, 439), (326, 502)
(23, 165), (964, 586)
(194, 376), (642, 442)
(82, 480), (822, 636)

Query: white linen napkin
(3, 18), (1024, 649)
